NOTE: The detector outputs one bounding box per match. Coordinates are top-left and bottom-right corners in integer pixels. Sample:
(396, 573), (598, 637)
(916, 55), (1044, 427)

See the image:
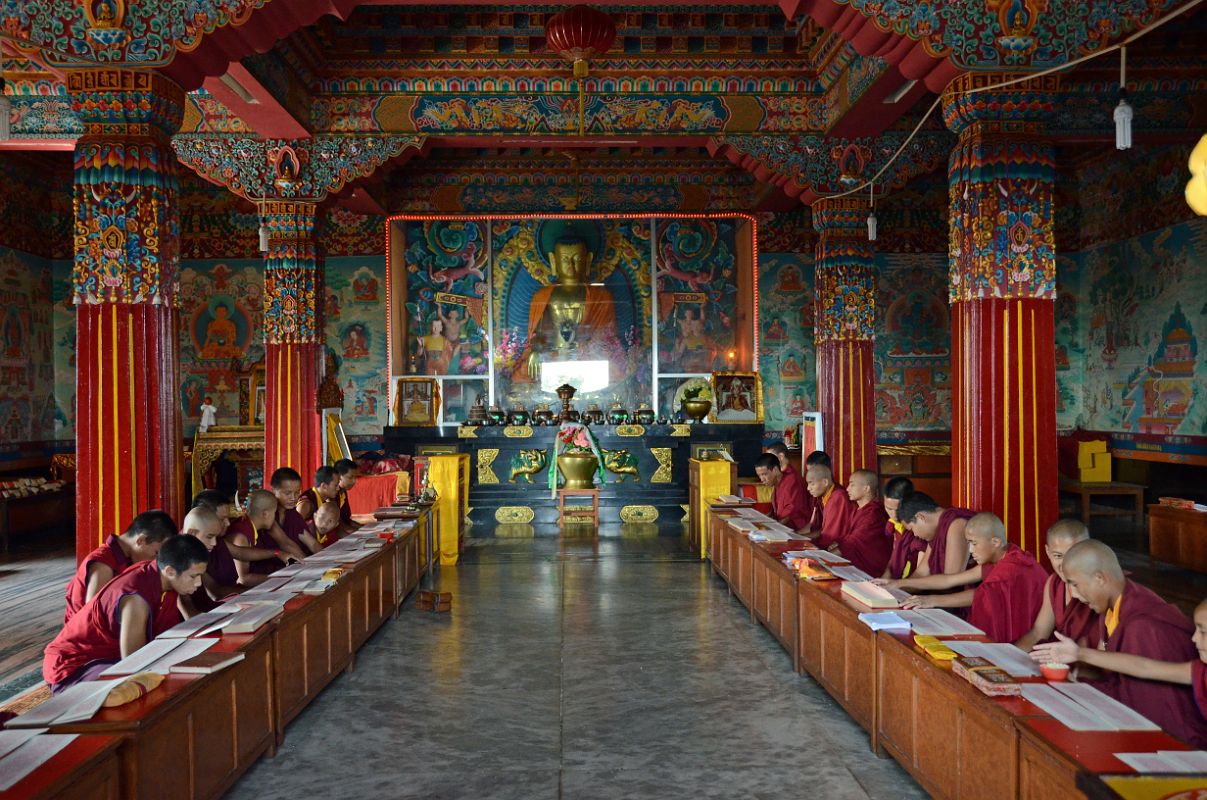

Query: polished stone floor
(227, 532), (928, 799)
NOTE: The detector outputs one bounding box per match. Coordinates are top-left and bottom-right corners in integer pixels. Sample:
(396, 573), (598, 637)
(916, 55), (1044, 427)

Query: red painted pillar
(262, 200), (324, 482)
(68, 69), (185, 562)
(944, 73), (1060, 559)
(812, 196), (877, 485)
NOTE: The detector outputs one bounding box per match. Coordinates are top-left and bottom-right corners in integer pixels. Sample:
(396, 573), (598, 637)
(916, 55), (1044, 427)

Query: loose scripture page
(0, 734), (80, 791)
(1053, 682), (1159, 731)
(0, 729), (43, 761)
(98, 638), (188, 677)
(829, 566), (874, 582)
(1020, 684), (1119, 731)
(6, 682), (116, 728)
(726, 519), (759, 532)
(141, 637), (217, 674)
(898, 610), (984, 637)
(159, 608), (239, 639)
(789, 549), (848, 564)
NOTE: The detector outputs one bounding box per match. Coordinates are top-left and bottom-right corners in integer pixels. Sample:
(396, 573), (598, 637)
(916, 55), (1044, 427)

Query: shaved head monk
(896, 492), (975, 578)
(251, 468), (318, 573)
(832, 470), (891, 576)
(881, 478), (926, 580)
(191, 490), (232, 533)
(44, 534), (209, 693)
(766, 443), (819, 531)
(191, 490), (296, 599)
(1033, 599), (1207, 743)
(297, 465), (341, 523)
(63, 509), (176, 624)
(1046, 540), (1207, 747)
(232, 490), (297, 584)
(1016, 519), (1098, 652)
(333, 458), (362, 532)
(881, 513), (1047, 642)
(806, 464), (854, 551)
(755, 454), (811, 533)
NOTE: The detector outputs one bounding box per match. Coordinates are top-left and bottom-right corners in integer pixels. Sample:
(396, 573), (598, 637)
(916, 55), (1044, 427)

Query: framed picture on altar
(709, 372), (763, 424)
(393, 377), (440, 426)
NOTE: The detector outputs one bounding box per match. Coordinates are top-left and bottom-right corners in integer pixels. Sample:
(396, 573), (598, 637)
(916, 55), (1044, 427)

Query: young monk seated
(297, 466), (340, 523)
(1015, 519), (1099, 652)
(191, 490), (298, 596)
(766, 443), (819, 531)
(63, 510), (176, 624)
(313, 501), (342, 546)
(754, 454), (812, 533)
(251, 468), (319, 574)
(1033, 598), (1207, 735)
(830, 469), (891, 576)
(895, 492), (975, 579)
(43, 535), (210, 693)
(881, 477), (927, 580)
(879, 513), (1047, 642)
(1030, 541), (1207, 747)
(226, 490), (298, 583)
(333, 458), (362, 533)
(804, 464), (853, 550)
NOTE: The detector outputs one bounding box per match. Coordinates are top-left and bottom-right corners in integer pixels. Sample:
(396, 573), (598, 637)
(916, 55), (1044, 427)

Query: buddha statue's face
(551, 241), (591, 285)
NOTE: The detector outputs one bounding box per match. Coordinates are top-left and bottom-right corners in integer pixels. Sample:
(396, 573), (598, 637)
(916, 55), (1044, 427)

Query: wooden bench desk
(44, 627), (275, 800)
(1148, 503), (1207, 573)
(1058, 480), (1146, 529)
(797, 579), (878, 738)
(875, 631), (1049, 800)
(749, 542), (800, 669)
(1018, 718), (1191, 800)
(0, 734), (122, 800)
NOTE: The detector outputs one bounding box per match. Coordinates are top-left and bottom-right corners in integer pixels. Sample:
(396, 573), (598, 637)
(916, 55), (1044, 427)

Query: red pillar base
(952, 298), (1058, 559)
(75, 303), (182, 561)
(264, 342), (323, 484)
(816, 338), (877, 485)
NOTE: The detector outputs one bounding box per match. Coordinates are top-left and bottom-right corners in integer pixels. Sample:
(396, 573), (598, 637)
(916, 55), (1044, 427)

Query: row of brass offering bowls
(469, 402), (663, 427)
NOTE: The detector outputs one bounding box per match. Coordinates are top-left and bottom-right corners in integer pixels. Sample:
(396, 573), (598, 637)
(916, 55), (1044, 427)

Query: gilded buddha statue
(518, 236), (618, 380)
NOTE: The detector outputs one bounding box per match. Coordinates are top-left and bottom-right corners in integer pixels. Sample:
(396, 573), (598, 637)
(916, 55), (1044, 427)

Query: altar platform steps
(468, 483), (687, 535)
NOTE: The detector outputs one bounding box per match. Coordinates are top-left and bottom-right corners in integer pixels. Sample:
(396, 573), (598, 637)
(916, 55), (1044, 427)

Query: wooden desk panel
(1148, 504), (1207, 573)
(750, 544), (798, 665)
(275, 593), (336, 739)
(1018, 719), (1191, 800)
(730, 527), (753, 616)
(876, 632), (1038, 800)
(0, 735), (121, 800)
(797, 582), (877, 735)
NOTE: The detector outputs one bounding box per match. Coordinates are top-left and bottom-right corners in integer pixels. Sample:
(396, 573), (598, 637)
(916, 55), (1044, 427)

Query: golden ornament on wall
(495, 506), (535, 524)
(620, 505), (659, 523)
(650, 448), (673, 483)
(477, 448), (500, 484)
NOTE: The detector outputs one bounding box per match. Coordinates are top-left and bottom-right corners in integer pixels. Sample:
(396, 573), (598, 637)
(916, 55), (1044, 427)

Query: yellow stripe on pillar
(110, 305), (120, 539)
(126, 312), (137, 515)
(1003, 304), (1011, 537)
(1030, 307), (1040, 555)
(1016, 303), (1025, 548)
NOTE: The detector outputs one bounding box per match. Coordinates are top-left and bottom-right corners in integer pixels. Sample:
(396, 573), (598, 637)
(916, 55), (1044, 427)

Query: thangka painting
(655, 218), (741, 373)
(491, 218), (652, 407)
(403, 220), (490, 377)
(757, 252), (815, 433)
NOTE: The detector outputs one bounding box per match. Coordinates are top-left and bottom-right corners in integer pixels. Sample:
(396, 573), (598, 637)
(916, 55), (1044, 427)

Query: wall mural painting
(656, 219), (740, 374)
(325, 256), (390, 435)
(491, 219), (652, 409)
(0, 247), (60, 444)
(875, 254), (951, 432)
(403, 220), (490, 378)
(1076, 219), (1207, 435)
(178, 261), (265, 433)
(757, 252), (816, 434)
(1054, 254), (1085, 429)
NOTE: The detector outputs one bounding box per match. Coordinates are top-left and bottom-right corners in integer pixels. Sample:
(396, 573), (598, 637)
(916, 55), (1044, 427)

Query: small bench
(1058, 478), (1146, 529)
(558, 488), (599, 528)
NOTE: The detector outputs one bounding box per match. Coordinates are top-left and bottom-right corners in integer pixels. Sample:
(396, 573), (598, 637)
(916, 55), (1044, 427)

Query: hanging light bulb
(258, 202), (270, 252)
(1114, 47), (1133, 150)
(0, 77), (11, 142)
(866, 183), (877, 242)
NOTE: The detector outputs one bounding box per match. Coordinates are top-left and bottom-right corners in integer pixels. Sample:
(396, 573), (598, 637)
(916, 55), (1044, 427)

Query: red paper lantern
(545, 5), (616, 78)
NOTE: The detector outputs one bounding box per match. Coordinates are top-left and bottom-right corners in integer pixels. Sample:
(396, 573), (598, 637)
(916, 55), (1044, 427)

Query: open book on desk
(841, 581), (911, 609)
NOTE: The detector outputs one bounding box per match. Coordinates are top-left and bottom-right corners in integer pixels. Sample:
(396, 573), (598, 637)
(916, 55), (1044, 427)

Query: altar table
(345, 471), (411, 515)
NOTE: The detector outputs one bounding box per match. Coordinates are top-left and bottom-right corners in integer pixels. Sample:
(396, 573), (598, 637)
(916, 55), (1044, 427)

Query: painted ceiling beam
(201, 63), (310, 139)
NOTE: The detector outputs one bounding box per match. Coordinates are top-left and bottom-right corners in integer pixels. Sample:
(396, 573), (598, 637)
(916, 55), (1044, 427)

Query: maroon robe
(1093, 580), (1207, 748)
(968, 543), (1048, 643)
(1047, 573), (1100, 648)
(251, 507), (308, 574)
(338, 487), (354, 526)
(299, 487), (321, 520)
(191, 535), (240, 613)
(1193, 661), (1207, 724)
(771, 467), (812, 531)
(63, 534), (131, 624)
(836, 502), (891, 577)
(813, 487), (854, 551)
(886, 521), (927, 579)
(923, 507), (976, 576)
(44, 561), (179, 689)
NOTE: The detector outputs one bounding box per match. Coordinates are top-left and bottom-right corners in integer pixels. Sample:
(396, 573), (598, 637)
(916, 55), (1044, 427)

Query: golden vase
(557, 452), (598, 489)
(681, 398), (711, 422)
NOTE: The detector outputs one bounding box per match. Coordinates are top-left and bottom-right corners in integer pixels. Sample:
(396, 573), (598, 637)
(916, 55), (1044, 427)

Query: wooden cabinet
(1149, 504), (1207, 572)
(750, 544), (798, 665)
(0, 735), (121, 800)
(797, 581), (876, 734)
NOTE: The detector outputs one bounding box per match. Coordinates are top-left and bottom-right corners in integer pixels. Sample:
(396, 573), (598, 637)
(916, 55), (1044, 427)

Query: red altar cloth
(345, 471), (411, 515)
